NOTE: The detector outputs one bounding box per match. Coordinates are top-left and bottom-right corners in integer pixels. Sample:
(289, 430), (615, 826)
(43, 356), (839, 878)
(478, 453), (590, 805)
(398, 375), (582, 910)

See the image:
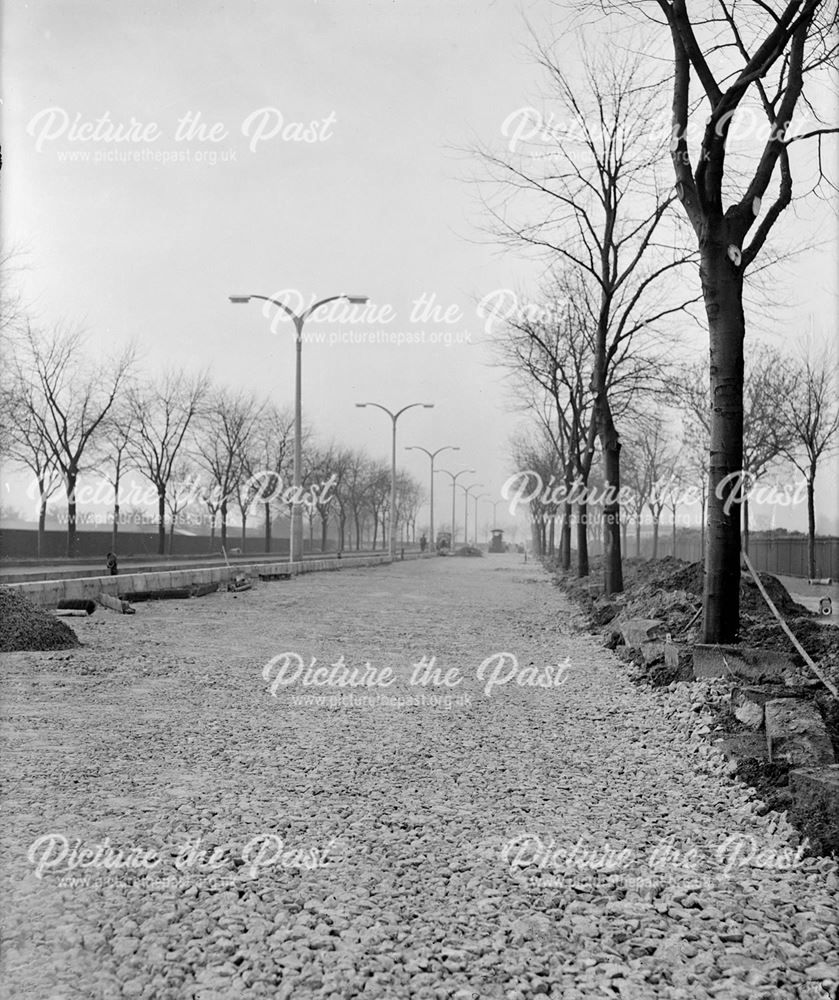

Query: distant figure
(106, 552), (118, 576)
(420, 534), (427, 553)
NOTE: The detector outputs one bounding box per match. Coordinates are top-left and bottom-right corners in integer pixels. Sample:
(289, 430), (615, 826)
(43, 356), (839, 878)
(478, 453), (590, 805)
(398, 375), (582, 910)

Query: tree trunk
(635, 517), (642, 557)
(652, 516), (659, 560)
(671, 507), (677, 558)
(576, 502), (589, 578)
(700, 494), (706, 563)
(701, 241), (745, 644)
(807, 472), (816, 579)
(600, 438), (623, 595)
(621, 517), (627, 556)
(320, 514), (328, 552)
(241, 512), (247, 553)
(37, 478), (47, 559)
(740, 498), (749, 555)
(264, 502), (271, 554)
(548, 516), (555, 557)
(157, 488), (166, 555)
(561, 502), (572, 570)
(531, 519), (542, 556)
(65, 470), (79, 558)
(209, 514), (216, 552)
(168, 519), (175, 555)
(112, 502), (120, 553)
(221, 499), (228, 549)
(742, 497), (750, 555)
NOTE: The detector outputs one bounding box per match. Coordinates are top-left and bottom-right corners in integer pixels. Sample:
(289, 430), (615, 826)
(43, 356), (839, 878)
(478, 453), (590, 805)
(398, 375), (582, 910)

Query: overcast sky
(3, 0), (837, 534)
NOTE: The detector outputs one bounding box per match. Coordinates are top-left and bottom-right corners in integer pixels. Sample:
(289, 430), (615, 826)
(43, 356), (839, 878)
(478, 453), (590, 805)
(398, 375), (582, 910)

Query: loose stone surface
(1, 555), (837, 999)
(765, 698), (837, 766)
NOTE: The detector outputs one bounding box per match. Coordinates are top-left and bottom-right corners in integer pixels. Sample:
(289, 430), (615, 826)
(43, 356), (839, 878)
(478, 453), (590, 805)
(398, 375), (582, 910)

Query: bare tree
(164, 460), (199, 555)
(329, 448), (356, 551)
(739, 346), (798, 550)
(303, 444), (339, 553)
(676, 362), (713, 561)
(200, 480), (223, 553)
(621, 440), (653, 558)
(678, 346), (797, 552)
(95, 403), (136, 554)
(365, 462), (392, 552)
(249, 404), (296, 554)
(481, 41), (699, 593)
(230, 401), (269, 555)
(509, 427), (564, 558)
(5, 373), (63, 556)
(497, 270), (671, 576)
(639, 423), (679, 560)
(128, 369), (209, 555)
(640, 0), (837, 640)
(0, 247), (27, 459)
(194, 387), (262, 553)
(21, 325), (135, 557)
(395, 472), (425, 547)
(496, 278), (596, 575)
(781, 335), (839, 577)
(340, 450), (374, 551)
(663, 459), (692, 559)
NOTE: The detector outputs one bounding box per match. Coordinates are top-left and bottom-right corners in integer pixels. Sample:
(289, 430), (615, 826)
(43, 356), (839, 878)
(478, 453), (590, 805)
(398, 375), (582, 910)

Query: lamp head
(344, 295), (369, 305)
(229, 295), (251, 304)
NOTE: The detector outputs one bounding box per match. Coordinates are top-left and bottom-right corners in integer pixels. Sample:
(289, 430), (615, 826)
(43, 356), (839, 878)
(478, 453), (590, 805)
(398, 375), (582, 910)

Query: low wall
(3, 552), (420, 607)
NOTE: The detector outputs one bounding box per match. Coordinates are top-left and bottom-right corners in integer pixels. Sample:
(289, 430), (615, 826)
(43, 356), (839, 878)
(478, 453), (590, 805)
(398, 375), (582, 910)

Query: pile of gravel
(0, 587), (81, 652)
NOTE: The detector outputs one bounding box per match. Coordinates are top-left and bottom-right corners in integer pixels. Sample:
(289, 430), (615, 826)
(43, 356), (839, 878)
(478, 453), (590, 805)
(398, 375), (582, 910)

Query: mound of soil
(554, 556), (838, 681)
(657, 561), (704, 595)
(740, 571), (810, 618)
(0, 588), (81, 652)
(453, 546), (484, 557)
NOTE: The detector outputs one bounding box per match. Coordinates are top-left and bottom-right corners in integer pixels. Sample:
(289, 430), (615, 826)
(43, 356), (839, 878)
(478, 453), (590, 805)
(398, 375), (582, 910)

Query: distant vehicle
(436, 531), (451, 554)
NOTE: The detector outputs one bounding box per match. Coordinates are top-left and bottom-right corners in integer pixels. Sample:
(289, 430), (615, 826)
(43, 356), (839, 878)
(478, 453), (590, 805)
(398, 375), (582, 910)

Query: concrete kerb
(1, 551), (431, 607)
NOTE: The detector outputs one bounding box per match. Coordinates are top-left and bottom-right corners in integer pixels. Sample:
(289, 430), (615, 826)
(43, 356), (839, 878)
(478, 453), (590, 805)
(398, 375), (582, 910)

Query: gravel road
(1, 553), (837, 999)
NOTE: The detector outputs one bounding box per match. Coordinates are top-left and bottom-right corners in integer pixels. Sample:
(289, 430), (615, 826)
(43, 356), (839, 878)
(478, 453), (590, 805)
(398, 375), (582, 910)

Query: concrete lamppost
(230, 291), (368, 564)
(489, 498), (503, 529)
(355, 402), (434, 559)
(405, 444), (459, 549)
(472, 493), (490, 545)
(435, 468), (475, 549)
(458, 482), (484, 550)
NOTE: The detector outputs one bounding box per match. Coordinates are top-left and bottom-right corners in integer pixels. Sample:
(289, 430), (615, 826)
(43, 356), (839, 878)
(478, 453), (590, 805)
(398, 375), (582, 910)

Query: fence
(572, 529), (839, 580)
(0, 527), (336, 560)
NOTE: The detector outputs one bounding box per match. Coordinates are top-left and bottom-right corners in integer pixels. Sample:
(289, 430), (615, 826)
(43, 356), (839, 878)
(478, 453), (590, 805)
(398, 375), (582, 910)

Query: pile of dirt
(740, 570), (810, 618)
(554, 555), (826, 642)
(0, 588), (81, 653)
(656, 560), (705, 595)
(453, 546), (484, 557)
